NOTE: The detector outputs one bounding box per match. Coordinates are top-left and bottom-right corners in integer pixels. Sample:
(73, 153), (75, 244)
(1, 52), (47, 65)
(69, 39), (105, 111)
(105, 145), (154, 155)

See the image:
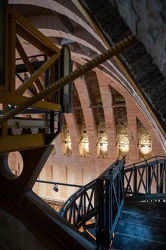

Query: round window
(0, 151), (23, 180)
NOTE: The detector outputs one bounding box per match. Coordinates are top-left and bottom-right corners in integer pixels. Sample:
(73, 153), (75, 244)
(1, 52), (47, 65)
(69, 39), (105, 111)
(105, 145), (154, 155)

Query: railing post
(159, 162), (164, 202)
(133, 165), (137, 196)
(96, 178), (110, 249)
(96, 179), (104, 232)
(147, 164), (151, 195)
(105, 178), (111, 246)
(121, 162), (125, 199)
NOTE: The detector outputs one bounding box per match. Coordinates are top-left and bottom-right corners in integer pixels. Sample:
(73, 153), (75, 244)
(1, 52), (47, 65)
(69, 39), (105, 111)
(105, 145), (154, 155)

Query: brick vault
(9, 0), (166, 202)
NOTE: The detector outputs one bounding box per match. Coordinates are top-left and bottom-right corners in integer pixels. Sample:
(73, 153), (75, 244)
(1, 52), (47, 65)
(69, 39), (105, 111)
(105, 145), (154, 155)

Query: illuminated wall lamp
(63, 138), (72, 149)
(78, 140), (89, 156)
(119, 143), (129, 153)
(139, 143), (151, 155)
(100, 142), (108, 150)
(83, 142), (89, 154)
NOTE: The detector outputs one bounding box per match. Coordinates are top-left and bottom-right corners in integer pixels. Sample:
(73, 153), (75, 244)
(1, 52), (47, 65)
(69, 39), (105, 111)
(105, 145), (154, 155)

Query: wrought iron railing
(59, 157), (125, 249)
(96, 157), (125, 248)
(124, 156), (166, 201)
(57, 156), (166, 248)
(59, 179), (97, 229)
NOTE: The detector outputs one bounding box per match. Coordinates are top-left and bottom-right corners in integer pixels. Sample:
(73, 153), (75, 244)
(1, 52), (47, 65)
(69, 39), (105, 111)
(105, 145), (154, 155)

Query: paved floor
(112, 201), (166, 250)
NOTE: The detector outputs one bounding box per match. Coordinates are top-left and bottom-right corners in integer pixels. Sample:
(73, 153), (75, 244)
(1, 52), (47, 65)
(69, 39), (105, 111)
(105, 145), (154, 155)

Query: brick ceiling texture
(10, 0), (166, 160)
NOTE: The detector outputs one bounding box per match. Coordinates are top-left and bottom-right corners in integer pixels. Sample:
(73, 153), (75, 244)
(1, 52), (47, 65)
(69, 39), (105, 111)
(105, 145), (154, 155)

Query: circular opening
(8, 152), (23, 177)
(0, 152), (23, 180)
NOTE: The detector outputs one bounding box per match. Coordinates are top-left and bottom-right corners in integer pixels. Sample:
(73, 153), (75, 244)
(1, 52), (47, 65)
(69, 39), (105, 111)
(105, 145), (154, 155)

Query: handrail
(59, 159), (122, 223)
(96, 157), (125, 248)
(59, 179), (96, 217)
(59, 180), (97, 228)
(125, 156), (166, 169)
(59, 157), (126, 249)
(58, 156), (165, 249)
(124, 156), (166, 201)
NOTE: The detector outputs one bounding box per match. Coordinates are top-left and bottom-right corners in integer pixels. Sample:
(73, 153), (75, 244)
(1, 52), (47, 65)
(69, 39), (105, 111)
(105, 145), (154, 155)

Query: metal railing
(96, 157), (125, 248)
(59, 179), (97, 228)
(58, 156), (166, 248)
(59, 157), (125, 249)
(124, 156), (166, 201)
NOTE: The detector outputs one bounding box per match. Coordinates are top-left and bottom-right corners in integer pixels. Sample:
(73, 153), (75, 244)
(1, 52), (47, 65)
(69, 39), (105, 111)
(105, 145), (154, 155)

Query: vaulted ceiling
(10, 0), (166, 162)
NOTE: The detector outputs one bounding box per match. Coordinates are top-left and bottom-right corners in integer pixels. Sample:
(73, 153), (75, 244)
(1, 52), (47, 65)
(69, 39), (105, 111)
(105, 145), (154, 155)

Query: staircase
(59, 156), (166, 249)
(112, 201), (166, 249)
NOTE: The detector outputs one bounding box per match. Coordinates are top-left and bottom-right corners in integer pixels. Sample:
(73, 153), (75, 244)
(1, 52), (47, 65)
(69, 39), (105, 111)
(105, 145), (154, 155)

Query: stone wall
(111, 0), (166, 78)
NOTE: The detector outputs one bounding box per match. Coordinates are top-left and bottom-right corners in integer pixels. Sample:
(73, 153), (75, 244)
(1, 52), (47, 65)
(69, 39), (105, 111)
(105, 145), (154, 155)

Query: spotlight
(53, 184), (59, 192)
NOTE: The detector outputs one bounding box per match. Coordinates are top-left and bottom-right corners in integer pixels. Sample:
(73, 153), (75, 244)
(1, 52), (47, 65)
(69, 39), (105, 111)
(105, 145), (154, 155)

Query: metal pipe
(0, 35), (137, 124)
(36, 179), (82, 188)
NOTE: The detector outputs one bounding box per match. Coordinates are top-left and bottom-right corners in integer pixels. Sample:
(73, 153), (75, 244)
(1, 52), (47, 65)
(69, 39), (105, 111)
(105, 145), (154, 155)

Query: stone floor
(112, 201), (166, 250)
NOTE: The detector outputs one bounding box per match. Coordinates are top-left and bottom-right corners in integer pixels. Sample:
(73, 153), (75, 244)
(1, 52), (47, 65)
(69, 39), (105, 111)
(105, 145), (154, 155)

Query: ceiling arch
(10, 0), (166, 158)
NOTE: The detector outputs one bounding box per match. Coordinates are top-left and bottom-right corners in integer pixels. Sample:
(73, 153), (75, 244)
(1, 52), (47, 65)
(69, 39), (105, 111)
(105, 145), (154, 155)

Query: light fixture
(100, 142), (108, 150)
(83, 141), (89, 150)
(96, 130), (108, 158)
(62, 136), (72, 155)
(138, 137), (152, 155)
(118, 135), (129, 153)
(139, 143), (151, 155)
(99, 141), (108, 157)
(81, 141), (89, 156)
(78, 131), (89, 156)
(118, 136), (129, 154)
(119, 143), (129, 153)
(53, 184), (59, 192)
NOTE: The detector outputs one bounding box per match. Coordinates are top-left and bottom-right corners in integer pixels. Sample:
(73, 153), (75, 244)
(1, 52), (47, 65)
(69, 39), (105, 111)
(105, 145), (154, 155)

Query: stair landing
(112, 201), (166, 250)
